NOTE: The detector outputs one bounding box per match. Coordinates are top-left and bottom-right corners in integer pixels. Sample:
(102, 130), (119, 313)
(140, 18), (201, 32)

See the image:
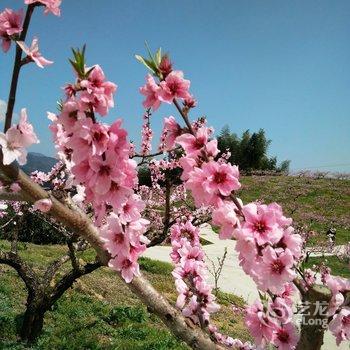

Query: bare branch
(67, 239), (80, 271)
(4, 4), (37, 132)
(0, 250), (37, 291)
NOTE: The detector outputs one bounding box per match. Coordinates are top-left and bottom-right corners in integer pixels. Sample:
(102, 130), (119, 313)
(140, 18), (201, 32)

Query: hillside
(238, 175), (350, 245)
(21, 152), (57, 175)
(0, 242), (249, 349)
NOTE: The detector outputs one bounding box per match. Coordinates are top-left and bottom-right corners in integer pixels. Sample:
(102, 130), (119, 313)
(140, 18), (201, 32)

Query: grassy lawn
(239, 175), (350, 246)
(0, 241), (250, 350)
(304, 255), (350, 279)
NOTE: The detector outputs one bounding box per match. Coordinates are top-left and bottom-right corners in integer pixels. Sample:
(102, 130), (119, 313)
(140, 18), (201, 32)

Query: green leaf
(145, 41), (154, 61)
(69, 59), (79, 72)
(144, 41), (159, 70)
(57, 99), (63, 112)
(135, 54), (156, 73)
(82, 44), (86, 59)
(155, 47), (162, 65)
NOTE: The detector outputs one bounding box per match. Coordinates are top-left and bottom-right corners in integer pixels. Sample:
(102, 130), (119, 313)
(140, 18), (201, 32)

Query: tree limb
(0, 250), (37, 291)
(4, 4), (36, 132)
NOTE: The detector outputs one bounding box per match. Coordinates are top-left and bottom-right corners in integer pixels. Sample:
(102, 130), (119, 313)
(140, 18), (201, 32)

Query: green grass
(304, 255), (350, 279)
(239, 176), (350, 246)
(139, 257), (174, 275)
(0, 243), (250, 349)
(202, 176), (349, 245)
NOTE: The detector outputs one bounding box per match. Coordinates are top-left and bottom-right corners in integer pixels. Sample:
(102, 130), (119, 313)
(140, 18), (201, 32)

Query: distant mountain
(22, 152), (58, 174)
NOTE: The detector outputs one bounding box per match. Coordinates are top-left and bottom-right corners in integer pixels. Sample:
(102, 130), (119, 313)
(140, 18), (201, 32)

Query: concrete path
(308, 244), (348, 258)
(142, 224), (349, 350)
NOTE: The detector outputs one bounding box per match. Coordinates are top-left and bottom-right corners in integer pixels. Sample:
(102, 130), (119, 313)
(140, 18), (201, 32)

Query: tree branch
(4, 4), (36, 132)
(50, 261), (102, 305)
(147, 177), (172, 247)
(0, 250), (37, 291)
(173, 99), (194, 134)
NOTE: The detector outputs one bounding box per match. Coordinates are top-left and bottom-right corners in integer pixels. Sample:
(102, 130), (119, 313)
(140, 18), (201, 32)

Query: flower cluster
(140, 71), (191, 111)
(153, 72), (306, 348)
(140, 110), (153, 156)
(245, 290), (300, 349)
(30, 161), (64, 186)
(159, 116), (182, 152)
(1, 0), (59, 62)
(50, 59), (148, 282)
(17, 37), (53, 68)
(170, 220), (220, 325)
(324, 274), (350, 345)
(233, 203), (302, 294)
(169, 122), (241, 208)
(0, 108), (39, 165)
(0, 8), (23, 52)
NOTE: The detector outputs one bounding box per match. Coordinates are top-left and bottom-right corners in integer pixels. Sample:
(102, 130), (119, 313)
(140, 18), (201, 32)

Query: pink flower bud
(159, 55), (173, 78)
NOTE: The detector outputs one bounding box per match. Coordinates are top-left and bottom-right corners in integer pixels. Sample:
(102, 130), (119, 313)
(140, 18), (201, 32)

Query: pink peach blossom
(33, 198), (52, 212)
(25, 0), (61, 16)
(176, 126), (214, 158)
(0, 128), (28, 165)
(158, 70), (191, 103)
(139, 74), (161, 110)
(212, 201), (239, 239)
(245, 300), (275, 347)
(80, 65), (117, 116)
(260, 246), (296, 294)
(328, 307), (350, 345)
(118, 194), (145, 224)
(241, 203), (284, 246)
(202, 161), (241, 197)
(17, 37), (53, 68)
(88, 153), (124, 195)
(273, 322), (300, 350)
(100, 213), (130, 257)
(18, 108), (39, 146)
(160, 116), (182, 151)
(0, 8), (23, 52)
(109, 253), (141, 283)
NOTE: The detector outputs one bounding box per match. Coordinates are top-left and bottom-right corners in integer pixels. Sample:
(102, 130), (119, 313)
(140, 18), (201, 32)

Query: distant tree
(217, 126), (290, 172)
(138, 166), (152, 187)
(277, 159), (291, 173)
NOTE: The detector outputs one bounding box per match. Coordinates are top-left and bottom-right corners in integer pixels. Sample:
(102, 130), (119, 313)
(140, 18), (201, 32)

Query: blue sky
(1, 0), (349, 172)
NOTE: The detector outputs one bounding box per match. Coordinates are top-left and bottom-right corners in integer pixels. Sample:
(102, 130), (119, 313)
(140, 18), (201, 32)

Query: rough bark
(20, 290), (47, 342)
(0, 233), (102, 342)
(296, 284), (332, 350)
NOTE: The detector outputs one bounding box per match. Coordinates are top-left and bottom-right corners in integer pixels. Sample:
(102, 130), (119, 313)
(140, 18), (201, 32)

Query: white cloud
(0, 99), (6, 122)
(0, 99), (19, 124)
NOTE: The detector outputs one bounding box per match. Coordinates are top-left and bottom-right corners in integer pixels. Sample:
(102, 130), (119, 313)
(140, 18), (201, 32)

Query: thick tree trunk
(20, 293), (47, 343)
(296, 284), (332, 350)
